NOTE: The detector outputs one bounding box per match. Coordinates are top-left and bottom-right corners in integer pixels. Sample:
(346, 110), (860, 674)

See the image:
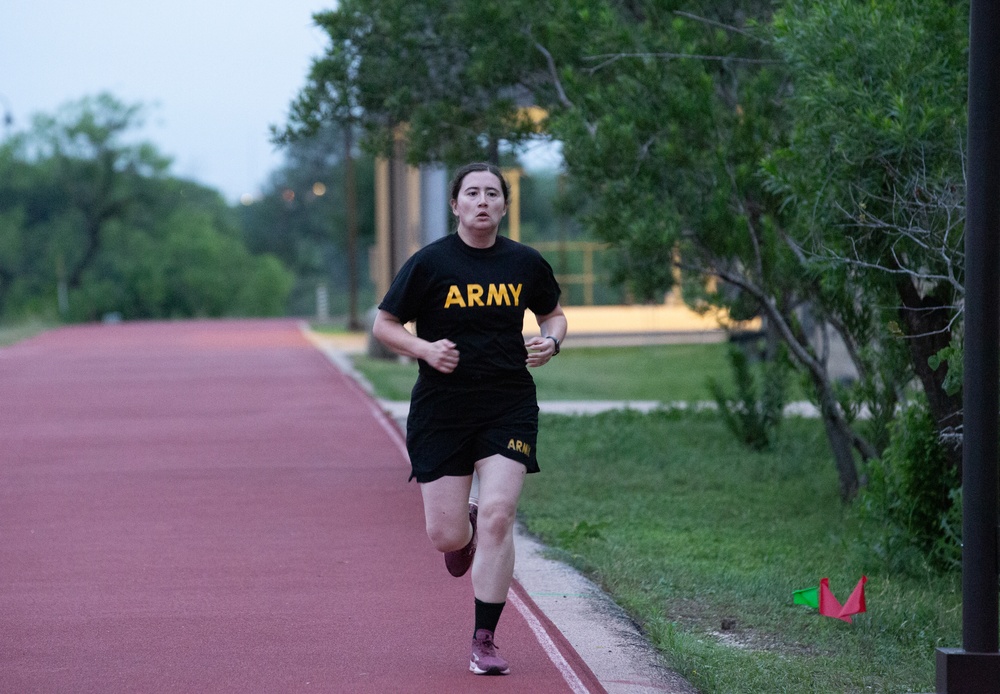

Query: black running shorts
(405, 374), (541, 483)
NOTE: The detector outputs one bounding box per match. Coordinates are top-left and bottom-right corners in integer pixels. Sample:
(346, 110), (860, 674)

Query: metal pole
(344, 123), (361, 331)
(936, 0), (1000, 689)
(961, 0), (1000, 654)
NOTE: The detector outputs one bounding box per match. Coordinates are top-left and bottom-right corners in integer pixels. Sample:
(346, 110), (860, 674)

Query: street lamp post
(935, 1), (1000, 690)
(344, 122), (361, 331)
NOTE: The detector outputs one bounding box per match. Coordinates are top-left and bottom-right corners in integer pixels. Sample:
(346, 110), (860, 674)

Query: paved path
(0, 320), (611, 693)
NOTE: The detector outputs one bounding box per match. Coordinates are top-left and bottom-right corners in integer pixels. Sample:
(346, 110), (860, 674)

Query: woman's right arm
(371, 310), (460, 374)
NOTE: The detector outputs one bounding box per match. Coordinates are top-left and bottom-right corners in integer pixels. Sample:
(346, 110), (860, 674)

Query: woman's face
(450, 170), (508, 235)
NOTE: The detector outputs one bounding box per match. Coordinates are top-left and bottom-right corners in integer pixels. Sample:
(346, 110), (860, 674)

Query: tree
(526, 1), (884, 498)
(765, 0), (968, 471)
(544, 0), (969, 498)
(0, 94), (293, 321)
(284, 0), (865, 498)
(242, 120), (377, 318)
(283, 0), (968, 501)
(280, 0), (575, 165)
(22, 94), (171, 292)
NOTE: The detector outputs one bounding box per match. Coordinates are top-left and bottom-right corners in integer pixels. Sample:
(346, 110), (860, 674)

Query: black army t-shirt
(378, 233), (561, 381)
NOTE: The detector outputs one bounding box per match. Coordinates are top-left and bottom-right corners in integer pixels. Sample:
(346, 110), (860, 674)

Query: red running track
(0, 320), (604, 694)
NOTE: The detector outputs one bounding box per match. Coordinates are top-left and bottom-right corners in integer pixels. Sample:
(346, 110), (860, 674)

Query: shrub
(707, 341), (789, 450)
(854, 397), (960, 573)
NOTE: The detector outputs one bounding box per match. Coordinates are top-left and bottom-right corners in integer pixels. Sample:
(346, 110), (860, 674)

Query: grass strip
(352, 342), (732, 402)
(351, 342), (960, 692)
(521, 410), (960, 693)
(0, 321), (54, 347)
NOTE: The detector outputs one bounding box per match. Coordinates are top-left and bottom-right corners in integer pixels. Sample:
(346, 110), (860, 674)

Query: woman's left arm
(525, 303), (568, 367)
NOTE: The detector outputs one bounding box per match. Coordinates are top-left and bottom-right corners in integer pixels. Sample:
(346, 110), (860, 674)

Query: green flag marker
(793, 586), (819, 609)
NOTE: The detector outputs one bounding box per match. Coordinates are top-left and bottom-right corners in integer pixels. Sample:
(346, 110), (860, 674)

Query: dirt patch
(665, 598), (822, 658)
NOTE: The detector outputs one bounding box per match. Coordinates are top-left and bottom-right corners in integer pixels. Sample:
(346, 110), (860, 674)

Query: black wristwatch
(545, 335), (560, 355)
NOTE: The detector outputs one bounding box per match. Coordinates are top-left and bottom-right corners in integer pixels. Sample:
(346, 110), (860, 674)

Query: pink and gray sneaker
(444, 503), (478, 577)
(469, 628), (510, 675)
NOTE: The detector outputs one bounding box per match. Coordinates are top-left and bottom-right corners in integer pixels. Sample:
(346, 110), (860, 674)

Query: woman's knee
(426, 517), (471, 553)
(477, 500), (516, 543)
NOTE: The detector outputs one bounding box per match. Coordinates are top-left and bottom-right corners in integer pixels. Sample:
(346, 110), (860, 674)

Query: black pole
(936, 0), (1000, 690)
(961, 0), (1000, 653)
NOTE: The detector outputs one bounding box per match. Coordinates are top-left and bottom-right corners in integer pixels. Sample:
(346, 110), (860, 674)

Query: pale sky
(1, 1), (563, 205)
(1, 0), (335, 203)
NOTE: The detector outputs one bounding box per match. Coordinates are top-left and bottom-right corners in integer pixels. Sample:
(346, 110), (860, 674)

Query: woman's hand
(372, 310), (459, 373)
(528, 305), (566, 368)
(422, 339), (460, 373)
(524, 336), (557, 368)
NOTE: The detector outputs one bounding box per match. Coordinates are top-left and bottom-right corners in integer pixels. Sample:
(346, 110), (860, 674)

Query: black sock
(474, 598), (506, 636)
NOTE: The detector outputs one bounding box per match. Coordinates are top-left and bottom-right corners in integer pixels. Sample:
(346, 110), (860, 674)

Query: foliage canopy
(287, 0), (970, 511)
(0, 93), (292, 321)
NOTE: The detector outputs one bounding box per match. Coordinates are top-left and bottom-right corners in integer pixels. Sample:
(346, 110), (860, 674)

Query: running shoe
(444, 503), (478, 577)
(469, 628), (510, 675)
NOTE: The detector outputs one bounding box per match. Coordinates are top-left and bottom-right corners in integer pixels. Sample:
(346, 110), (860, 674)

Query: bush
(708, 341), (789, 450)
(854, 397), (960, 573)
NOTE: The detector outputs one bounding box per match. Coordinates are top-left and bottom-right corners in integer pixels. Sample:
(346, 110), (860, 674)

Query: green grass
(352, 342), (961, 693)
(309, 322), (358, 335)
(352, 342), (733, 402)
(522, 411), (959, 693)
(0, 320), (54, 347)
(350, 353), (422, 400)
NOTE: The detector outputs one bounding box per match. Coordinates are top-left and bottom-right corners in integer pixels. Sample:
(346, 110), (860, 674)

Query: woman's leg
(465, 455), (524, 675)
(419, 474), (475, 552)
(470, 455), (526, 602)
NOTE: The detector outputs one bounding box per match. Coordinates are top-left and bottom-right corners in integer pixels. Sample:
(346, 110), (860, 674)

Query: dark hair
(449, 162), (509, 202)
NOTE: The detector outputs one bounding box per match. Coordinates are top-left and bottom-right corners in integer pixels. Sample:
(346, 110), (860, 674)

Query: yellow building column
(503, 167), (521, 242)
(373, 157), (391, 299)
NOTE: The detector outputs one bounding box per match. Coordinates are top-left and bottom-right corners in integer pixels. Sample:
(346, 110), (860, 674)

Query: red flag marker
(840, 575), (868, 617)
(817, 576), (868, 623)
